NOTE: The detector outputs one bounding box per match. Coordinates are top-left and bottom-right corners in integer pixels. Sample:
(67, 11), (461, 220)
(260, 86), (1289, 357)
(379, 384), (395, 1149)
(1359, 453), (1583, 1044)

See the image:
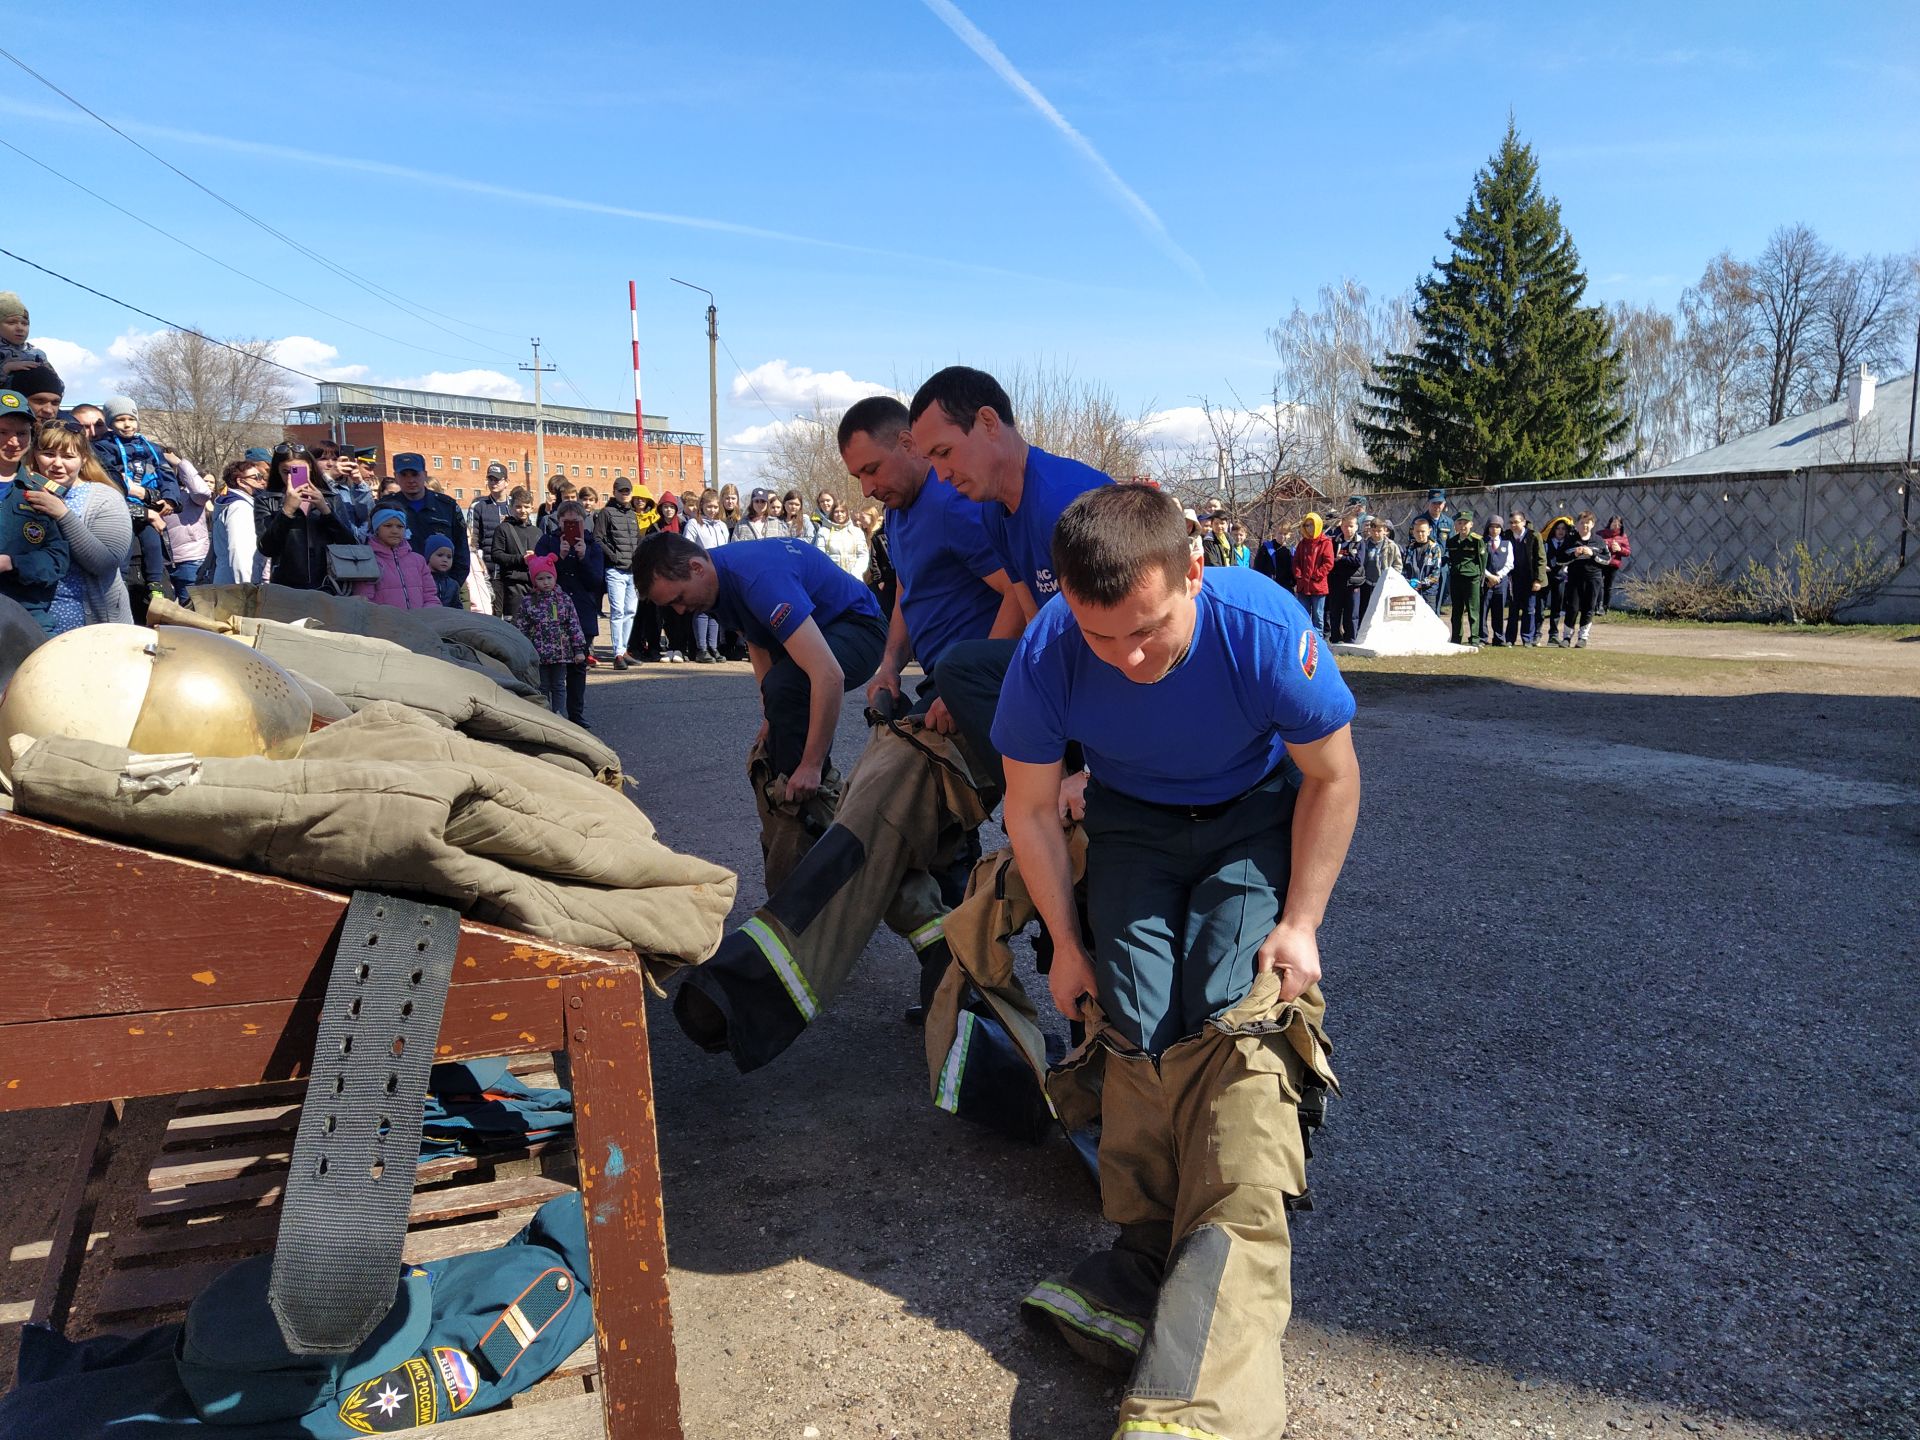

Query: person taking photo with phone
(254, 442), (353, 592)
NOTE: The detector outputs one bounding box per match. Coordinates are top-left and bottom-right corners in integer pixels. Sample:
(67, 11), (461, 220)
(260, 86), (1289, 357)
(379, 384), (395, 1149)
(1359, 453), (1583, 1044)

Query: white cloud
(1140, 402), (1293, 453)
(729, 360), (897, 415)
(724, 417), (812, 450)
(391, 369), (525, 402)
(269, 335), (369, 383)
(31, 337), (101, 378)
(106, 327), (165, 362)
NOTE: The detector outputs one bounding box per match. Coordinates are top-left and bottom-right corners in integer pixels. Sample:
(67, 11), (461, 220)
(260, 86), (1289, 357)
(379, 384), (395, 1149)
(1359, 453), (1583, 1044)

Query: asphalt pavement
(598, 647), (1920, 1440)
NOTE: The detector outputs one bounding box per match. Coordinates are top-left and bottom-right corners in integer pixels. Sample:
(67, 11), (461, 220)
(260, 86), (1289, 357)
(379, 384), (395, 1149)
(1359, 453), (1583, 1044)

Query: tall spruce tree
(1352, 122), (1631, 489)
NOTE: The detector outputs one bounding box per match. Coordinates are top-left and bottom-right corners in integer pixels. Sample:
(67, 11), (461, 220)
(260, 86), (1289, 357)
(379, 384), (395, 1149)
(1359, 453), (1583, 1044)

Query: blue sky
(3, 1), (1914, 472)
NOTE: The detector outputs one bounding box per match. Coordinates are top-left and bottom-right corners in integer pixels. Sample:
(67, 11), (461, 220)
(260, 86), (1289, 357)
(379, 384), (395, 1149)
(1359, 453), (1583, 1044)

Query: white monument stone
(1332, 568), (1477, 657)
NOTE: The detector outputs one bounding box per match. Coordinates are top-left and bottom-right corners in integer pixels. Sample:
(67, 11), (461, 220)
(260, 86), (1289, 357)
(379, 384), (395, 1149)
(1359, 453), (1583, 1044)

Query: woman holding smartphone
(254, 443), (353, 591)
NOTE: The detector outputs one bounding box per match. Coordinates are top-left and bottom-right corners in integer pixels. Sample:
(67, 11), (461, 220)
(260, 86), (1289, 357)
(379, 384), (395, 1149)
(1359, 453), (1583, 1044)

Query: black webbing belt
(269, 891), (459, 1355)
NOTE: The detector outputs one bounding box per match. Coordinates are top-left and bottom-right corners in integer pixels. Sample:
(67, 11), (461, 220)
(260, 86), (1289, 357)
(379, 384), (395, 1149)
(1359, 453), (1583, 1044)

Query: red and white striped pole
(628, 280), (647, 496)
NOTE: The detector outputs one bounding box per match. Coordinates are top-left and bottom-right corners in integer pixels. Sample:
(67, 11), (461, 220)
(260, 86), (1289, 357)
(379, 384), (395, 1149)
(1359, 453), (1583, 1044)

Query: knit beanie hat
(103, 395), (139, 422)
(421, 532), (454, 556)
(0, 292), (25, 322)
(9, 362), (61, 397)
(245, 448), (273, 463)
(526, 553), (559, 583)
(369, 506), (408, 534)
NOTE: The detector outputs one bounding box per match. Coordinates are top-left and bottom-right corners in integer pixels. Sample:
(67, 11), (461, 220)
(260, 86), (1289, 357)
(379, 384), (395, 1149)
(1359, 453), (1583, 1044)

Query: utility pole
(520, 339), (555, 491)
(671, 278), (719, 492)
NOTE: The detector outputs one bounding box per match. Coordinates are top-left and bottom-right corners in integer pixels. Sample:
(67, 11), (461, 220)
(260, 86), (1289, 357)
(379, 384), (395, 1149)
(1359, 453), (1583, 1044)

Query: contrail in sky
(0, 96), (1063, 288)
(919, 0), (1205, 283)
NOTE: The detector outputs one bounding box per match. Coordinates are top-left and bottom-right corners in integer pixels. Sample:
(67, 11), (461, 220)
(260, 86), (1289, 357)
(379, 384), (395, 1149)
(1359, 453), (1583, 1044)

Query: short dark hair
(907, 366), (1013, 433)
(837, 395), (910, 452)
(509, 486), (533, 505)
(309, 441), (341, 460)
(633, 531), (704, 589)
(1052, 484), (1190, 607)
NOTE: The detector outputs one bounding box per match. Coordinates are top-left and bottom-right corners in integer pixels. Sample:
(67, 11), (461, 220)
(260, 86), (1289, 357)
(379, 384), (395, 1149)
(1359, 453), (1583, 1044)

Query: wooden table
(0, 811), (682, 1438)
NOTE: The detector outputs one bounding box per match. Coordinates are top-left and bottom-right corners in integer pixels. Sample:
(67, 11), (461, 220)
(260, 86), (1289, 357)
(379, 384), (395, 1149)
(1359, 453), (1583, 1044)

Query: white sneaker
(665, 649), (685, 663)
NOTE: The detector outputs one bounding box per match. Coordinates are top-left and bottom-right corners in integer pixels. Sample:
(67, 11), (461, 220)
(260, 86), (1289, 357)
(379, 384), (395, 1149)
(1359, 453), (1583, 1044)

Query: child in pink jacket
(353, 506), (439, 610)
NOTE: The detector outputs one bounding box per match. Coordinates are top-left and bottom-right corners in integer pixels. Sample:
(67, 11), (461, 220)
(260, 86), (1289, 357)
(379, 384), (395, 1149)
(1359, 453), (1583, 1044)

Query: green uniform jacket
(1445, 531), (1488, 580)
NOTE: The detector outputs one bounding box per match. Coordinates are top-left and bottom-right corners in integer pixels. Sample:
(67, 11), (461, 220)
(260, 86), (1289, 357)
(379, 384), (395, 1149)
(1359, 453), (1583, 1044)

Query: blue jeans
(692, 612), (719, 654)
(605, 568), (637, 656)
(1302, 593), (1326, 631)
(168, 552), (214, 604)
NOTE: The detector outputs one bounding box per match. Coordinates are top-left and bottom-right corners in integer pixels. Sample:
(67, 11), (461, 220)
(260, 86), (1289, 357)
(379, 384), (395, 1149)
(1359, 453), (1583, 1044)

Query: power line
(0, 44), (522, 356)
(0, 245), (328, 386)
(719, 335), (784, 427)
(0, 135), (506, 368)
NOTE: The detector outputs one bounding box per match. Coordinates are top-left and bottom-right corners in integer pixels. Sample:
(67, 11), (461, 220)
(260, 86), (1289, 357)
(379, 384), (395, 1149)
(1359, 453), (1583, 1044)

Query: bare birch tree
(1751, 223), (1833, 424)
(123, 330), (294, 472)
(1608, 301), (1692, 470)
(1813, 251), (1917, 402)
(1678, 252), (1763, 447)
(1268, 280), (1414, 492)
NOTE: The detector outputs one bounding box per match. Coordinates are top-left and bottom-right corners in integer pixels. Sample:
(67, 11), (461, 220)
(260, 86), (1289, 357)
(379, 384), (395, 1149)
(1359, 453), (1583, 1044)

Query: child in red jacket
(1292, 511), (1334, 633)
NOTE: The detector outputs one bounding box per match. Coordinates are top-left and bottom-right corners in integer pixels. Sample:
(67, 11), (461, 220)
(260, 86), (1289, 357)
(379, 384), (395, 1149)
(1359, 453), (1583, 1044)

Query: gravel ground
(4, 627), (1915, 1440)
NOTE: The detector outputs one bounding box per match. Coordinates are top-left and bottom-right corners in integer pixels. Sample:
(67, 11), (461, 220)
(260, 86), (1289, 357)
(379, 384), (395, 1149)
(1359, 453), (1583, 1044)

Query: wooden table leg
(565, 969), (682, 1440)
(32, 1100), (121, 1330)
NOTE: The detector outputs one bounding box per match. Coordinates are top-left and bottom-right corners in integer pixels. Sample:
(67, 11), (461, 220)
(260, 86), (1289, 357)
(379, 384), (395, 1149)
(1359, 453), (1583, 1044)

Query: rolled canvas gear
(0, 624), (312, 780)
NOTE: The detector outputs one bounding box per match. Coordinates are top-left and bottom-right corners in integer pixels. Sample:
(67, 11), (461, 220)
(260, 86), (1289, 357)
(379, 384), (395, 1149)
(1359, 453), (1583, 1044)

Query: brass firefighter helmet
(0, 625), (312, 779)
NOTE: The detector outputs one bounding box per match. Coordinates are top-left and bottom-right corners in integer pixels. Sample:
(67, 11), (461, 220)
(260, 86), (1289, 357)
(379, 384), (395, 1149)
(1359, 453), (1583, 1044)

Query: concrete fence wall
(1349, 464), (1919, 623)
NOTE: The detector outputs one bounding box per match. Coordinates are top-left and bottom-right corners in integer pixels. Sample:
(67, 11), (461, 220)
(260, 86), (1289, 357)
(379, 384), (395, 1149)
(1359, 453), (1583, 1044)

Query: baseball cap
(612, 477), (633, 494)
(1427, 488), (1447, 502)
(751, 487), (773, 503)
(393, 452), (426, 473)
(486, 461), (507, 479)
(0, 390), (30, 422)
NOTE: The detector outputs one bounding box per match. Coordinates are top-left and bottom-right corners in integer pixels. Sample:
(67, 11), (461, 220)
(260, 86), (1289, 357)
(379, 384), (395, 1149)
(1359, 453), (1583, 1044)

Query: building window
(452, 456), (464, 470)
(570, 465), (580, 477)
(470, 457), (479, 472)
(508, 461), (518, 473)
(454, 487), (466, 500)
(432, 456), (443, 469)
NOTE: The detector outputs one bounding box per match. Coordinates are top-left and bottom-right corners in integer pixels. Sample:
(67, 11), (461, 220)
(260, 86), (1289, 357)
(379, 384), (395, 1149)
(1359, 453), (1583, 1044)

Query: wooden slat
(402, 1212), (539, 1265)
(0, 979), (569, 1110)
(434, 1392), (605, 1438)
(0, 813), (620, 1032)
(29, 1101), (118, 1330)
(409, 1173), (574, 1225)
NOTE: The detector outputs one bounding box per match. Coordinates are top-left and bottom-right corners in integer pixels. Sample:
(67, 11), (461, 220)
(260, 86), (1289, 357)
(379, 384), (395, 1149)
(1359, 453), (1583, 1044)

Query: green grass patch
(1604, 612), (1920, 642)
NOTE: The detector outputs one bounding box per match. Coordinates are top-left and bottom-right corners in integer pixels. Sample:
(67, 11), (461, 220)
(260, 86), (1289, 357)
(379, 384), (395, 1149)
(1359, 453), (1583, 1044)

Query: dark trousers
(1547, 575), (1568, 630)
(1507, 581), (1543, 643)
(1567, 570), (1602, 630)
(761, 611), (889, 777)
(1449, 576), (1483, 644)
(1601, 566), (1619, 611)
(1327, 580), (1359, 643)
(1354, 583), (1375, 629)
(1482, 579), (1509, 642)
(539, 662), (567, 715)
(932, 637), (1017, 795)
(1082, 770), (1296, 1054)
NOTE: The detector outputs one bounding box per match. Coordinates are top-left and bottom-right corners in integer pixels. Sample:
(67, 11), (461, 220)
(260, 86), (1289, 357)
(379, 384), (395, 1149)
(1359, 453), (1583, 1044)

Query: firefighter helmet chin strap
(269, 891), (459, 1355)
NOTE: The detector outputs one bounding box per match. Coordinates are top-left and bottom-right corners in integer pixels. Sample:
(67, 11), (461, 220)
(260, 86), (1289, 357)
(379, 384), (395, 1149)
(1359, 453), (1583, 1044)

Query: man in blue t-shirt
(991, 483), (1360, 1440)
(635, 532), (885, 804)
(904, 366), (1112, 795)
(838, 395), (1014, 730)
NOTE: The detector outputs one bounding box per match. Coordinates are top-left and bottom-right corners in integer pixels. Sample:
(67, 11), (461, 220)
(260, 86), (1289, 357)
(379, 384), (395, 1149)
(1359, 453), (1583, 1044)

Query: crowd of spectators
(1210, 486), (1632, 650)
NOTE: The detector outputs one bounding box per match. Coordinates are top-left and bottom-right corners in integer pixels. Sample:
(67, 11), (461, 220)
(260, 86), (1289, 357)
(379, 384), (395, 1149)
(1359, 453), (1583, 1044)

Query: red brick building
(285, 383), (705, 504)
